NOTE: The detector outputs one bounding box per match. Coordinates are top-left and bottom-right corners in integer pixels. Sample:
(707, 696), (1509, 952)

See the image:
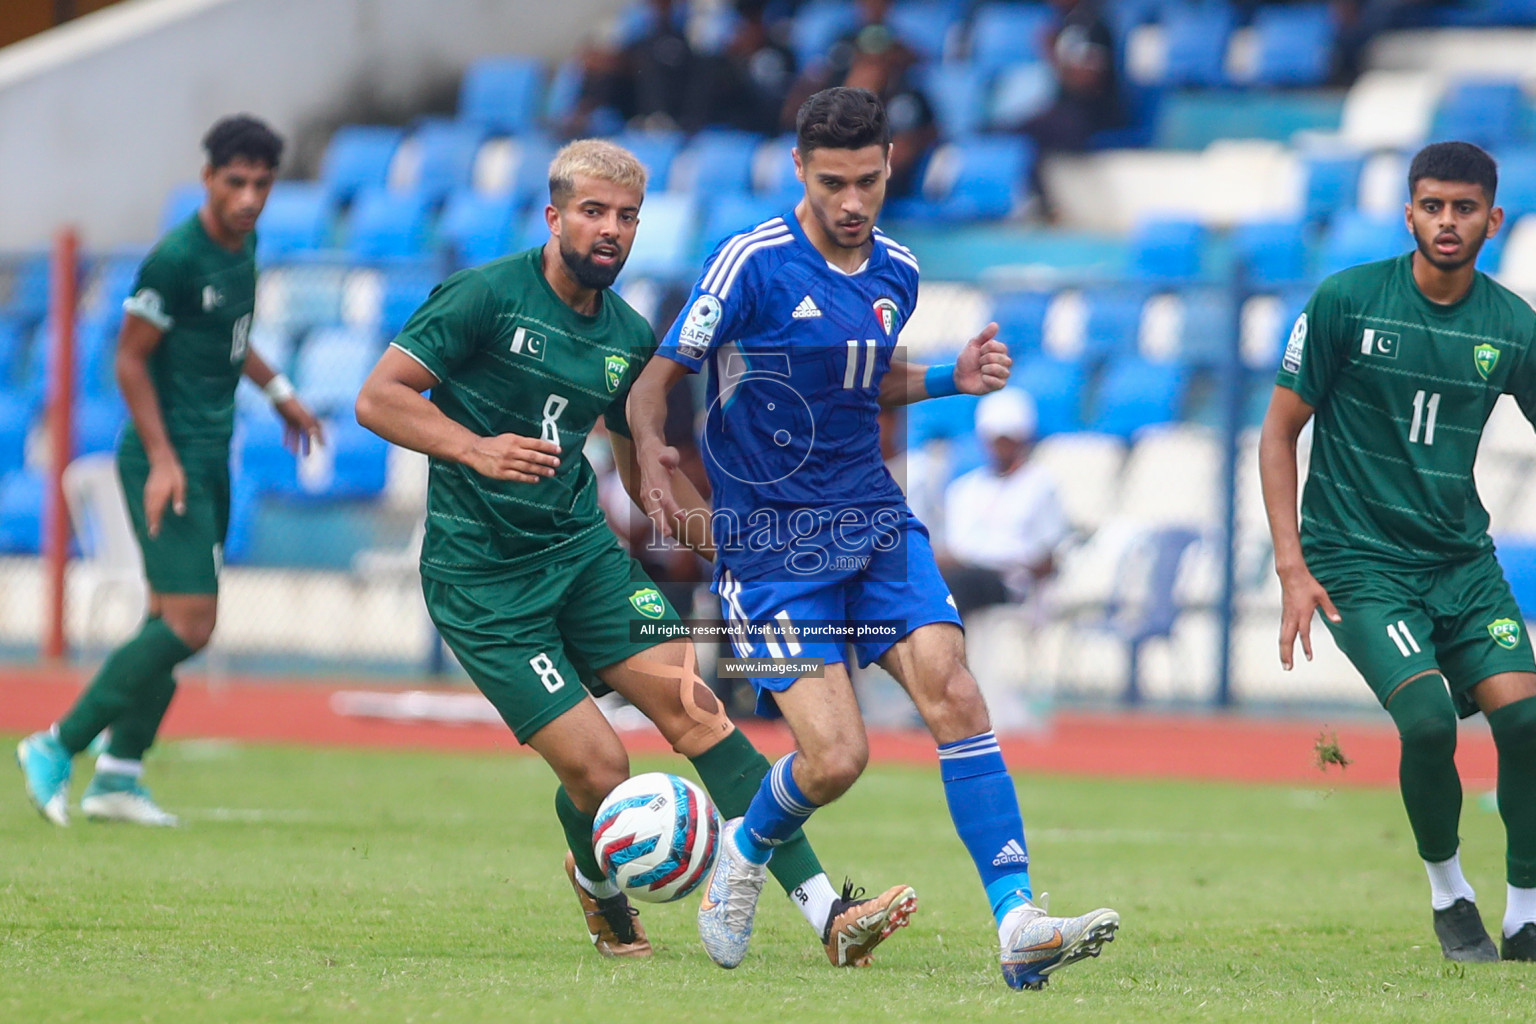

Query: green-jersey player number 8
(540, 394), (568, 444)
(1409, 389), (1441, 446)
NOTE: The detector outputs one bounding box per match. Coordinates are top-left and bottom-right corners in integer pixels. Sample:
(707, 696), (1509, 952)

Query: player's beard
(560, 237), (624, 290)
(1412, 224), (1485, 272)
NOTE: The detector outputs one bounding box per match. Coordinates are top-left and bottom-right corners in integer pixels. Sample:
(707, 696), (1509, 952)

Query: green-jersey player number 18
(1259, 141), (1536, 966)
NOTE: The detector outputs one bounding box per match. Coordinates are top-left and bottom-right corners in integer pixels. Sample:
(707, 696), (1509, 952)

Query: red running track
(0, 666), (1500, 789)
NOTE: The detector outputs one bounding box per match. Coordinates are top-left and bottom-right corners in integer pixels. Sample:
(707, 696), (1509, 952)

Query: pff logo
(1475, 343), (1501, 380)
(1489, 618), (1523, 650)
(629, 587), (666, 620)
(604, 354), (629, 393)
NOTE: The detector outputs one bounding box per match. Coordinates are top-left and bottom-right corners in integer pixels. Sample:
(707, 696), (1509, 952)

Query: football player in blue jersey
(626, 87), (1119, 988)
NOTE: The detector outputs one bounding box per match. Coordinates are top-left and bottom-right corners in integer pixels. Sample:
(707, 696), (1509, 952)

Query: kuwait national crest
(629, 587), (666, 619)
(873, 297), (899, 336)
(1475, 343), (1500, 380)
(1488, 617), (1522, 650)
(605, 354), (629, 392)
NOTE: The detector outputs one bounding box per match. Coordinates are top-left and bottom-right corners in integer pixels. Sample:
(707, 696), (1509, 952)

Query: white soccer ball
(592, 772), (721, 904)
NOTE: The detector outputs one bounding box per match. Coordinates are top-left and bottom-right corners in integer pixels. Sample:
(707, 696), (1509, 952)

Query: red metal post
(43, 227), (78, 661)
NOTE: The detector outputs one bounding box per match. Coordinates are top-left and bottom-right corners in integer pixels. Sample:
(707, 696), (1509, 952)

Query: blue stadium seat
(969, 2), (1055, 76)
(921, 64), (992, 139)
(1249, 4), (1335, 86)
(320, 126), (405, 203)
(402, 120), (488, 201)
(544, 58), (586, 127)
(515, 202), (553, 252)
(487, 134), (560, 204)
(86, 254), (141, 320)
(159, 183), (204, 234)
(700, 194), (784, 255)
(458, 56), (545, 134)
(888, 1), (963, 62)
(791, 0), (860, 70)
(989, 291), (1052, 355)
(295, 418), (389, 499)
(907, 393), (981, 446)
(439, 191), (521, 268)
(918, 136), (1032, 221)
(615, 130), (685, 191)
(76, 395), (126, 455)
(259, 265), (348, 335)
(256, 183), (336, 260)
(235, 415), (297, 497)
(1500, 538), (1536, 617)
(1161, 2), (1235, 88)
(1300, 150), (1363, 223)
(1232, 219), (1309, 285)
(1129, 219), (1206, 280)
(988, 62), (1057, 131)
(1495, 148), (1536, 220)
(1011, 354), (1085, 435)
(0, 315), (25, 385)
(1089, 358), (1187, 437)
(22, 317), (111, 404)
(0, 393), (32, 478)
(1175, 288), (1237, 366)
(1081, 287), (1146, 362)
(295, 326), (380, 416)
(1430, 79), (1526, 150)
(669, 130), (760, 195)
(1318, 210), (1407, 277)
(751, 135), (801, 204)
(346, 188), (433, 260)
(620, 194), (698, 279)
(0, 470), (44, 554)
(2, 253), (51, 324)
(379, 261), (445, 338)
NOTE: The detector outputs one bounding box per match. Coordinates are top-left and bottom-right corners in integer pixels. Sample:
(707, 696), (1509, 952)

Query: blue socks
(939, 732), (1032, 923)
(736, 753), (818, 865)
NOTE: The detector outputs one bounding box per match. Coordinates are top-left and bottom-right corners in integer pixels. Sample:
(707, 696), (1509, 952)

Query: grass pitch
(3, 735), (1535, 1023)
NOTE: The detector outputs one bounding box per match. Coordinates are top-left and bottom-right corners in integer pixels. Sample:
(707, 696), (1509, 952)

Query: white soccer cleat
(999, 894), (1119, 990)
(696, 818), (767, 968)
(80, 774), (180, 827)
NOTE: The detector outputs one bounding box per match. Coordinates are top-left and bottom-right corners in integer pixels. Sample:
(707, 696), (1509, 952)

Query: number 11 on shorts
(1387, 619), (1422, 657)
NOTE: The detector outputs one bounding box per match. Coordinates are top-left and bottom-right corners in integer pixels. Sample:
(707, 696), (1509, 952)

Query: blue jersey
(659, 213), (922, 582)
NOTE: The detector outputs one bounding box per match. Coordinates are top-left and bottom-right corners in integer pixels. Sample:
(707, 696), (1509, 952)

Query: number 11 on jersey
(1409, 390), (1440, 446)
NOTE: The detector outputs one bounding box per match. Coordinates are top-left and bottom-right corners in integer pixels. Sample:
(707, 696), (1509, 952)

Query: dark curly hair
(1409, 141), (1497, 203)
(795, 87), (890, 156)
(203, 114), (284, 170)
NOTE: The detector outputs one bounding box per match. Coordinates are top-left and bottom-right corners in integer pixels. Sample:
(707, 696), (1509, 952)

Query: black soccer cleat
(1433, 898), (1499, 962)
(1501, 921), (1536, 961)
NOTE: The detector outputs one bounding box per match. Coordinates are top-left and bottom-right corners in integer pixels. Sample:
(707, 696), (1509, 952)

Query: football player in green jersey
(355, 139), (915, 966)
(17, 115), (323, 828)
(1261, 141), (1536, 963)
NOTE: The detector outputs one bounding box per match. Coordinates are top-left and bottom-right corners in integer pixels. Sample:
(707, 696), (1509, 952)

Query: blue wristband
(924, 363), (959, 398)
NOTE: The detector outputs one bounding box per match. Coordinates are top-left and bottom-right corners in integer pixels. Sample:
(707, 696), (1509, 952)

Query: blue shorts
(713, 524), (962, 716)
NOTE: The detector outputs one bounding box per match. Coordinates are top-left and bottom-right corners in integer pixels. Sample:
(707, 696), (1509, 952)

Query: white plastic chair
(62, 453), (145, 643)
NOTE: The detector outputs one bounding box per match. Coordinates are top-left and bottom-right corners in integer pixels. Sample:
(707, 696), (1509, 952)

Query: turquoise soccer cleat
(16, 731), (73, 827)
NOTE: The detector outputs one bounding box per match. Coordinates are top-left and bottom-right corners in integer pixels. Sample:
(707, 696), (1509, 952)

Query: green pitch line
(1, 736), (1528, 1023)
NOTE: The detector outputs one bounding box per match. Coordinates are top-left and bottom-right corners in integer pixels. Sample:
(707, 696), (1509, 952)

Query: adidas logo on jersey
(992, 839), (1029, 867)
(792, 295), (822, 318)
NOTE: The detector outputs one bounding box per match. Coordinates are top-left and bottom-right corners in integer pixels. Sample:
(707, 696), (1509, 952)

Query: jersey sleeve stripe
(389, 341), (442, 382)
(876, 235), (921, 271)
(884, 247), (920, 273)
(718, 235), (794, 299)
(702, 221), (789, 294)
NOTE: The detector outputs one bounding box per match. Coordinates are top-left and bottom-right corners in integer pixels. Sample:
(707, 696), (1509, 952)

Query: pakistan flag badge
(1475, 343), (1500, 380)
(1488, 617), (1522, 649)
(605, 354), (629, 392)
(629, 587), (666, 619)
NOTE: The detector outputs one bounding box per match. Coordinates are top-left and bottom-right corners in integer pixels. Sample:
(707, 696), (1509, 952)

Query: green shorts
(1313, 551), (1535, 718)
(422, 541), (682, 743)
(118, 447), (230, 596)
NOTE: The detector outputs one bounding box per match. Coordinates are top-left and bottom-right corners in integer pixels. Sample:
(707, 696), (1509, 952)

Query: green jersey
(1278, 253), (1536, 569)
(120, 213), (256, 460)
(391, 247), (656, 583)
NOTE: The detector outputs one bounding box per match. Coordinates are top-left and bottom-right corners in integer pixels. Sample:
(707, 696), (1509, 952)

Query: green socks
(1386, 675), (1462, 864)
(690, 730), (825, 896)
(57, 618), (194, 756)
(106, 671), (177, 761)
(555, 785), (607, 885)
(1487, 697), (1536, 887)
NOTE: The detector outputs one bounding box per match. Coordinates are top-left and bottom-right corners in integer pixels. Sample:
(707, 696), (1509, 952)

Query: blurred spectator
(780, 0), (936, 198)
(938, 389), (1068, 619)
(1020, 0), (1123, 155)
(694, 0), (799, 135)
(567, 0), (698, 134)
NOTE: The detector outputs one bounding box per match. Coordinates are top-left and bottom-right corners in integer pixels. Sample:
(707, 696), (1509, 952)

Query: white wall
(0, 0), (623, 249)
